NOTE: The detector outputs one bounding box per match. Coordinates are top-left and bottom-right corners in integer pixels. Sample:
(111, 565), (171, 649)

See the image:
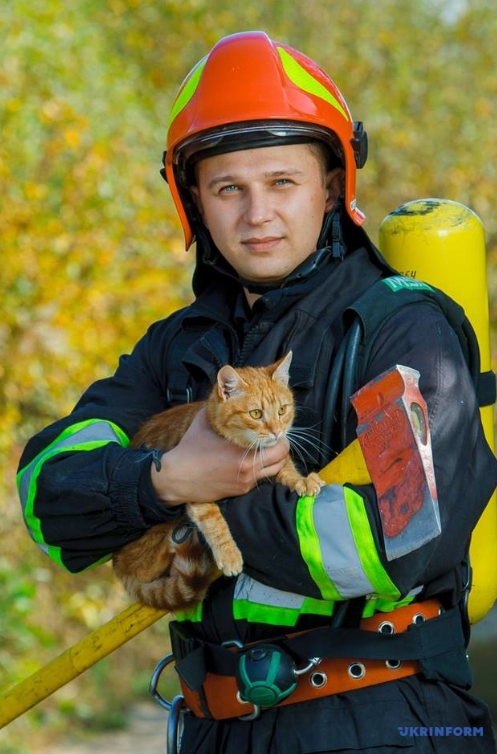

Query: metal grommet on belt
(310, 671), (328, 688)
(412, 613), (426, 625)
(385, 659), (402, 670)
(378, 620), (395, 635)
(347, 662), (366, 680)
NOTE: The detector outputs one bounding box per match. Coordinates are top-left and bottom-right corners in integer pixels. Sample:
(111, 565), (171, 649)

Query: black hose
(320, 328), (350, 466)
(321, 315), (363, 465)
(340, 318), (363, 449)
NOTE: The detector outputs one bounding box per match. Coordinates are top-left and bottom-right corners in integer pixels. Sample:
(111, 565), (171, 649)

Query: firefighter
(18, 31), (497, 753)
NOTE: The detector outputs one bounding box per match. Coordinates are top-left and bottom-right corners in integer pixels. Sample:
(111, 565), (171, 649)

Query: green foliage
(1, 0), (496, 749)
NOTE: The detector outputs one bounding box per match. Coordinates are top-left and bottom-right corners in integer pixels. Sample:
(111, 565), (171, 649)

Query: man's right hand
(150, 407), (290, 506)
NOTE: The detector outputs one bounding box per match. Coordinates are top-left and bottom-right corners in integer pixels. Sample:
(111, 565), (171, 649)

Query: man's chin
(241, 272), (288, 287)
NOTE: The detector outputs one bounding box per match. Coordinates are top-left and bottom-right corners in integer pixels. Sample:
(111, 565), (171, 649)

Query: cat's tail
(119, 543), (220, 613)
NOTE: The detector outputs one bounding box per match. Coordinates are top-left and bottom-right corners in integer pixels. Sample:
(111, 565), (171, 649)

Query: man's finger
(257, 458), (288, 481)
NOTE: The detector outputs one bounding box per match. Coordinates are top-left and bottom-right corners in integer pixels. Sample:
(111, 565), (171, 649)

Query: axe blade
(351, 365), (441, 561)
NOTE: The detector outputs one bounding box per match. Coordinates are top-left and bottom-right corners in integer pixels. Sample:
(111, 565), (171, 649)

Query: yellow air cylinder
(378, 198), (497, 624)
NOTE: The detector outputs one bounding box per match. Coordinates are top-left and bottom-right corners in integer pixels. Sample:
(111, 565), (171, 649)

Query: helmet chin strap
(319, 196), (346, 262)
(193, 198), (346, 295)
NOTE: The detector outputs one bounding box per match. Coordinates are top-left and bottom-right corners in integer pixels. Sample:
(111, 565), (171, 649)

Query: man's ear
(324, 167), (345, 213)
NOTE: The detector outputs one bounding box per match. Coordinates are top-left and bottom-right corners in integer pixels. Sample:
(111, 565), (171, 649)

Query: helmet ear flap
(352, 122), (368, 169)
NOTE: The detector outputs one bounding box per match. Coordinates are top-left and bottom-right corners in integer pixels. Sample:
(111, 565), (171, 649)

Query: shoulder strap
(164, 326), (196, 406)
(345, 275), (495, 409)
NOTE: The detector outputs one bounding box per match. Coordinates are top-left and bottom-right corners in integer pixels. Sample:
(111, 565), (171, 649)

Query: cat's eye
(278, 405), (288, 416)
(249, 409), (263, 420)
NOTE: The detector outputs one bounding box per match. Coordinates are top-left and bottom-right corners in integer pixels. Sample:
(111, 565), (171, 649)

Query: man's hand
(150, 407), (290, 506)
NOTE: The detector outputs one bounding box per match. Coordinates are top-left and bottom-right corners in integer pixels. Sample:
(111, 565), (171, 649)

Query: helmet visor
(173, 121), (344, 187)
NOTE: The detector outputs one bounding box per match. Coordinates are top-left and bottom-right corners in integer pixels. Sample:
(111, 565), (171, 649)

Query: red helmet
(165, 31), (367, 249)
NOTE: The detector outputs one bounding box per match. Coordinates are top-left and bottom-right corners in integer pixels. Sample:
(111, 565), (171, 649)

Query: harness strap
(164, 328), (196, 406)
(345, 276), (496, 409)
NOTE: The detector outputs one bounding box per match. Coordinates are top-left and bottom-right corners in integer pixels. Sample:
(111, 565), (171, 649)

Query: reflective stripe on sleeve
(296, 485), (401, 602)
(343, 486), (401, 599)
(17, 419), (129, 569)
(233, 573), (334, 626)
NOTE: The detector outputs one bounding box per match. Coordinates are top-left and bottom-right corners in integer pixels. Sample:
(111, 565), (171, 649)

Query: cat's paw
(214, 545), (243, 577)
(294, 473), (325, 497)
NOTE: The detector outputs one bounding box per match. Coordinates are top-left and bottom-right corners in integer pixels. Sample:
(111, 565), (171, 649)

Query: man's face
(191, 143), (343, 288)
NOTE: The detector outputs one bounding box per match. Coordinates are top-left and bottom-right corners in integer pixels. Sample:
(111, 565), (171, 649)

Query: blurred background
(1, 0), (496, 751)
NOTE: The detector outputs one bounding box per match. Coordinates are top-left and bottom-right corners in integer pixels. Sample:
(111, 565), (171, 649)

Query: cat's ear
(271, 351), (292, 387)
(217, 365), (246, 401)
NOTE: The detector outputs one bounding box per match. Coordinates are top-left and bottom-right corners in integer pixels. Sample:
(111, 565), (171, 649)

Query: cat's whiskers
(237, 436), (264, 490)
(255, 438), (268, 487)
(288, 426), (336, 461)
(291, 409), (340, 459)
(287, 431), (323, 461)
(286, 435), (309, 469)
(257, 440), (276, 485)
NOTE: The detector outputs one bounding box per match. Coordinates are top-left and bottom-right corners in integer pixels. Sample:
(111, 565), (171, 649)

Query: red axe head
(351, 364), (441, 561)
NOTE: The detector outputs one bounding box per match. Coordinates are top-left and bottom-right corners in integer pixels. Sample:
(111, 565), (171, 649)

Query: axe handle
(0, 440), (371, 728)
(320, 437), (371, 486)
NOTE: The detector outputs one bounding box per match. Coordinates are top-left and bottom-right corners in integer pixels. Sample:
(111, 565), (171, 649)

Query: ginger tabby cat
(113, 352), (324, 612)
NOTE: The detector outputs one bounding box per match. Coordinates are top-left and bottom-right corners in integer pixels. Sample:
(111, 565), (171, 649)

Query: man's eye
(219, 184), (238, 194)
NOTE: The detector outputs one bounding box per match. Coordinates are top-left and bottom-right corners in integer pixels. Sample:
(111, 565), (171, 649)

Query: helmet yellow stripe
(167, 56), (208, 131)
(276, 47), (349, 122)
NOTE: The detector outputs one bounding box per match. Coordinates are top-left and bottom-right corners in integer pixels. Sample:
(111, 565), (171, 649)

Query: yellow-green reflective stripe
(167, 56), (208, 130)
(17, 418), (129, 496)
(276, 47), (350, 122)
(344, 487), (401, 600)
(233, 596), (334, 626)
(17, 420), (129, 571)
(176, 602), (204, 623)
(296, 496), (342, 601)
(362, 593), (416, 618)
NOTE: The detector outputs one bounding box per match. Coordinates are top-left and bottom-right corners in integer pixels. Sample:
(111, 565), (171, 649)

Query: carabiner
(294, 656), (322, 677)
(148, 653), (176, 711)
(167, 694), (186, 754)
(149, 655), (186, 753)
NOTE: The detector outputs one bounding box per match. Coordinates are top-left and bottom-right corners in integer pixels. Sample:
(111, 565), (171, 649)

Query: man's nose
(243, 187), (274, 225)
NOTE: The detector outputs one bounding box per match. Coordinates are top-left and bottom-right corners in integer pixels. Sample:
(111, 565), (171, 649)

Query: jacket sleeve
(220, 302), (497, 603)
(17, 316), (185, 573)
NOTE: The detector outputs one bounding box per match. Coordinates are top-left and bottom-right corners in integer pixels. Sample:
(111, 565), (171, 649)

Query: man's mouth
(242, 236), (283, 252)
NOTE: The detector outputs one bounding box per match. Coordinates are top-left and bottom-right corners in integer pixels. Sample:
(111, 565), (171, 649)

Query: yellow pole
(0, 602), (167, 730)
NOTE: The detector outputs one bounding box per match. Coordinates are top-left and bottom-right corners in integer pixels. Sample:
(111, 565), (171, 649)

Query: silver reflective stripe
(234, 573), (306, 610)
(313, 485), (375, 598)
(18, 421), (127, 513)
(407, 585), (424, 598)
